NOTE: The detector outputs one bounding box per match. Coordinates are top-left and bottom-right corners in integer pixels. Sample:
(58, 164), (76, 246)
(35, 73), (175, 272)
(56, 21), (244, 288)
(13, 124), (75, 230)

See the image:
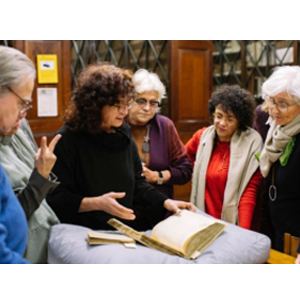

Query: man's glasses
(7, 87), (32, 114)
(267, 96), (297, 112)
(135, 98), (160, 108)
(113, 99), (133, 113)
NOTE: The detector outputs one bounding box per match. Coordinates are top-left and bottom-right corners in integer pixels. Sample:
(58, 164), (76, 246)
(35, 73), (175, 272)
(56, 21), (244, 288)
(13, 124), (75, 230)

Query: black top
(266, 132), (300, 252)
(46, 123), (168, 230)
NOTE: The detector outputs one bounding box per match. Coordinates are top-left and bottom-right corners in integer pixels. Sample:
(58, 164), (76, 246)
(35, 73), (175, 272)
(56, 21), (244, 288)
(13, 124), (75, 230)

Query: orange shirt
(186, 128), (262, 229)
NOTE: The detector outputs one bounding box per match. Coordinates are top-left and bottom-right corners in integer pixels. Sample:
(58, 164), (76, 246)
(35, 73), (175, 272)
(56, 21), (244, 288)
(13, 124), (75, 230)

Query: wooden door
(169, 40), (213, 200)
(14, 40), (71, 145)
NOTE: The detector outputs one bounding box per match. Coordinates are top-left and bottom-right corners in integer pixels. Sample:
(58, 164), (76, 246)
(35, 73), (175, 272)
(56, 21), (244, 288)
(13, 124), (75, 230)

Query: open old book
(108, 209), (226, 260)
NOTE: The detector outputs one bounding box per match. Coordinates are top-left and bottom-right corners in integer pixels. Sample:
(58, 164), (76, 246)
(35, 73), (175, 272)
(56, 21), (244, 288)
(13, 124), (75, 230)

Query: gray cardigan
(0, 118), (60, 263)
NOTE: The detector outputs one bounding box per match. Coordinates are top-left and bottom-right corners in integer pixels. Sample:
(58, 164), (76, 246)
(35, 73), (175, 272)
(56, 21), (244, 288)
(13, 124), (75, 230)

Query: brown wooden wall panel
(178, 50), (208, 120)
(14, 40), (71, 145)
(169, 41), (213, 200)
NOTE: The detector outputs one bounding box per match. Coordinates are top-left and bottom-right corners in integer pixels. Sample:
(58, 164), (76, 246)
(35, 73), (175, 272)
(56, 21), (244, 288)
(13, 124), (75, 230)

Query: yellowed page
(151, 210), (223, 252)
(87, 231), (135, 244)
(107, 218), (184, 257)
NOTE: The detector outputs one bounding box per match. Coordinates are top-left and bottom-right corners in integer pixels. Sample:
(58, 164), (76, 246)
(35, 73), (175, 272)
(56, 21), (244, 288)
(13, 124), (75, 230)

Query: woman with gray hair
(259, 66), (300, 263)
(0, 46), (60, 263)
(127, 69), (192, 205)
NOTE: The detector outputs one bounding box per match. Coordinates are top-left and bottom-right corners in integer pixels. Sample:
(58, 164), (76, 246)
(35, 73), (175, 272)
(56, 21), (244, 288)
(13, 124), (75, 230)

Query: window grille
(213, 40), (300, 103)
(71, 40), (169, 114)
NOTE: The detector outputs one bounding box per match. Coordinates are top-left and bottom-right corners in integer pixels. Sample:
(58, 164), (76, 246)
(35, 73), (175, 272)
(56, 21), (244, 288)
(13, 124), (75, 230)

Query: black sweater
(266, 132), (300, 252)
(46, 124), (168, 230)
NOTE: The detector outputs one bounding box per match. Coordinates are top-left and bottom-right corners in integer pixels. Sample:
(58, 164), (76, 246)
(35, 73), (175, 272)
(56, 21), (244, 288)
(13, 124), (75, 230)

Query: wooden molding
(14, 40), (71, 143)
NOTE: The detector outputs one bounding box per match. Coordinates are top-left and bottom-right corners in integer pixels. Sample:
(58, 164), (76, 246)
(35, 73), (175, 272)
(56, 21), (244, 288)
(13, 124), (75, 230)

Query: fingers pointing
(48, 134), (61, 152)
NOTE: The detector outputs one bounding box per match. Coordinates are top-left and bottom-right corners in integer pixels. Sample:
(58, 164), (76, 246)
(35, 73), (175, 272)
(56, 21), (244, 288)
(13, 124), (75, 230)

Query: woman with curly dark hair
(186, 85), (263, 229)
(46, 63), (195, 231)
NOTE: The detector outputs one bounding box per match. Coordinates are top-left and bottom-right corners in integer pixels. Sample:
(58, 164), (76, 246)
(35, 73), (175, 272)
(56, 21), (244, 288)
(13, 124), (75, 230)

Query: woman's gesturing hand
(163, 199), (196, 214)
(98, 192), (136, 220)
(34, 134), (61, 179)
(80, 192), (136, 220)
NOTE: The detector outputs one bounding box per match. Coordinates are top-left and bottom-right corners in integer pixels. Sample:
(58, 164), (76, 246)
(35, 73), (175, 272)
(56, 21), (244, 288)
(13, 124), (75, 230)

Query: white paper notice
(37, 88), (58, 117)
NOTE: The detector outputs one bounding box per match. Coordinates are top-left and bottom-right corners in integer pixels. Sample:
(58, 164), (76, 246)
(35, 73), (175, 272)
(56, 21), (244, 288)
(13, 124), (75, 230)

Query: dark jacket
(266, 132), (300, 252)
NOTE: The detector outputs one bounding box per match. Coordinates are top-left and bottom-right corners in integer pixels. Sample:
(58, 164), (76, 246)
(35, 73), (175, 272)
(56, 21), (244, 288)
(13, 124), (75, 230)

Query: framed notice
(36, 54), (58, 84)
(37, 88), (58, 117)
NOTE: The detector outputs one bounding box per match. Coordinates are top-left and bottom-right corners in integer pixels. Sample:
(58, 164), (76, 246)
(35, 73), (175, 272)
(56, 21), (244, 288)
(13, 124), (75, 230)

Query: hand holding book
(163, 199), (196, 214)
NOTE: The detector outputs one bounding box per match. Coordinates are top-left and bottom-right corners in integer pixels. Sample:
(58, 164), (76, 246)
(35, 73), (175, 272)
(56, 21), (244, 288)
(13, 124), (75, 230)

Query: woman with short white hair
(127, 69), (192, 211)
(259, 66), (300, 264)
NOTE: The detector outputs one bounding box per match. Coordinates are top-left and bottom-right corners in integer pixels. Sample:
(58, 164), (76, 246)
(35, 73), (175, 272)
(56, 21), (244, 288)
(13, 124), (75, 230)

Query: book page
(151, 210), (223, 252)
(87, 231), (135, 243)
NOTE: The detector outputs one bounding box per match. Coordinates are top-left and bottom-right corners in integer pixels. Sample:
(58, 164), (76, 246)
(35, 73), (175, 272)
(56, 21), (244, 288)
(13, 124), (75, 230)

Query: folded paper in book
(87, 231), (136, 248)
(108, 209), (226, 260)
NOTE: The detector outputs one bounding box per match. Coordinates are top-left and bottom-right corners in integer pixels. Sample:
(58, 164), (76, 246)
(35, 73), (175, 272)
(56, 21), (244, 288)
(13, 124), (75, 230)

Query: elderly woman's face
(100, 97), (131, 132)
(213, 105), (239, 142)
(127, 90), (159, 126)
(267, 92), (300, 126)
(0, 77), (34, 136)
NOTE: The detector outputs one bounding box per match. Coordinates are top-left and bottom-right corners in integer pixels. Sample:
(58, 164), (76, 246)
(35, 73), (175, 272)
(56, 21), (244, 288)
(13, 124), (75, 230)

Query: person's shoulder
(197, 127), (208, 134)
(244, 127), (263, 146)
(120, 122), (132, 136)
(195, 127), (208, 138)
(153, 113), (173, 126)
(186, 127), (208, 147)
(255, 104), (269, 119)
(0, 163), (11, 190)
(255, 104), (262, 112)
(56, 124), (70, 135)
(55, 125), (79, 146)
(247, 127), (263, 138)
(156, 113), (171, 122)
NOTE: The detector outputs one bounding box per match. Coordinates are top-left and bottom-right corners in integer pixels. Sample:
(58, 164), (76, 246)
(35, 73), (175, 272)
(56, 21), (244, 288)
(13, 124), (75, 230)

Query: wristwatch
(157, 171), (163, 185)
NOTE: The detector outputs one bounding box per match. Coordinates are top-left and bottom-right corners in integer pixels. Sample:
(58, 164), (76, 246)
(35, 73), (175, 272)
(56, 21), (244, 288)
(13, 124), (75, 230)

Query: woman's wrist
(79, 196), (102, 213)
(162, 170), (171, 182)
(156, 170), (171, 184)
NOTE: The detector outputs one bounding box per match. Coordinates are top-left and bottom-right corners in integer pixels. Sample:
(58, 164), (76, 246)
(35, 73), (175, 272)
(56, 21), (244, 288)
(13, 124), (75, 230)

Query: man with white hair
(0, 46), (60, 263)
(0, 45), (34, 263)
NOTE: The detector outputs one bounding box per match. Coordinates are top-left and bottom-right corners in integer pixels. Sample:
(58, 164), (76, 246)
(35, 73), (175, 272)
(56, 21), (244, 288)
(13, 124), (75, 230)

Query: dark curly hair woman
(47, 63), (195, 231)
(186, 84), (263, 229)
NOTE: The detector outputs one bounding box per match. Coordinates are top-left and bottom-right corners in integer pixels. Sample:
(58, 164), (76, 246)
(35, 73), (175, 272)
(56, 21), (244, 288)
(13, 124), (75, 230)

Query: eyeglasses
(266, 96), (297, 112)
(212, 113), (237, 124)
(135, 98), (160, 108)
(113, 99), (133, 113)
(7, 87), (33, 114)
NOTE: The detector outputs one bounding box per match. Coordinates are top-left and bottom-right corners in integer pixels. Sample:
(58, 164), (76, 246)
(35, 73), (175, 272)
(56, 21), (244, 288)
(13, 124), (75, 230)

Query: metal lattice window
(71, 40), (169, 114)
(213, 40), (242, 86)
(213, 40), (300, 103)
